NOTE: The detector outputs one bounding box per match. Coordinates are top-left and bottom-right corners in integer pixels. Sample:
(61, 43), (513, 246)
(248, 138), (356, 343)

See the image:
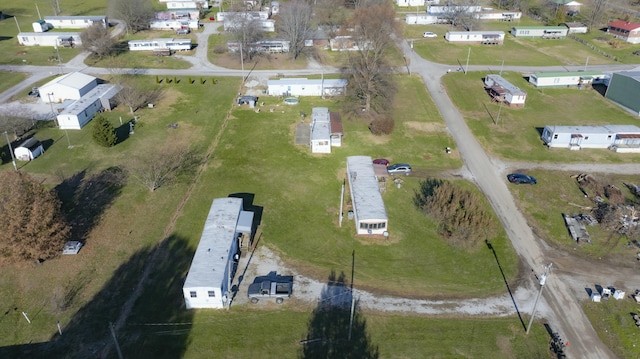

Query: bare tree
(227, 13), (264, 61)
(0, 104), (37, 139)
(80, 23), (116, 59)
(342, 3), (398, 113)
(113, 77), (164, 114)
(107, 0), (155, 34)
(315, 0), (348, 37)
(278, 0), (313, 59)
(130, 145), (201, 192)
(441, 1), (481, 30)
(50, 0), (61, 16)
(588, 0), (608, 28)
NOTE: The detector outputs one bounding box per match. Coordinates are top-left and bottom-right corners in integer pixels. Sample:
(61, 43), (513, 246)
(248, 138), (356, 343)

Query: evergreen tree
(92, 115), (117, 147)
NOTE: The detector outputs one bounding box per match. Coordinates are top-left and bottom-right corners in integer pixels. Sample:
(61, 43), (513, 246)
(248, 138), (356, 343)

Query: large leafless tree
(342, 3), (398, 113)
(442, 1), (481, 30)
(227, 13), (264, 62)
(113, 76), (164, 114)
(0, 104), (37, 139)
(80, 23), (116, 59)
(278, 0), (313, 59)
(588, 0), (608, 28)
(314, 0), (348, 37)
(107, 0), (155, 34)
(130, 145), (200, 192)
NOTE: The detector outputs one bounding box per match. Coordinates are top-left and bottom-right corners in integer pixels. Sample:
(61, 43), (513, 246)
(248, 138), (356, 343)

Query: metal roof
(447, 31), (504, 35)
(42, 72), (96, 91)
(44, 15), (106, 21)
(512, 26), (567, 30)
(311, 107), (330, 141)
(532, 71), (603, 78)
(183, 197), (243, 290)
(486, 74), (526, 96)
(267, 78), (347, 87)
(608, 20), (640, 31)
(613, 70), (640, 82)
(544, 125), (640, 134)
(18, 32), (81, 38)
(58, 84), (121, 116)
(346, 156), (388, 222)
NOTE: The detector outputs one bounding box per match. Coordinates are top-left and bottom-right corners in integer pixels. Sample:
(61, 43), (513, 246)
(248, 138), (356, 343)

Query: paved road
(3, 25), (640, 358)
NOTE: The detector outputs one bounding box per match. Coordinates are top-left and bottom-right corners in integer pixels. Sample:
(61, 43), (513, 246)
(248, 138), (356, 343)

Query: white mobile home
(150, 19), (199, 30)
(405, 14), (447, 25)
(484, 74), (526, 107)
(427, 4), (481, 14)
(267, 78), (347, 97)
(17, 32), (81, 47)
(40, 72), (98, 104)
(128, 38), (192, 51)
(528, 71), (604, 88)
(56, 84), (122, 130)
(396, 0), (426, 7)
(14, 138), (44, 161)
(541, 125), (640, 151)
(474, 10), (521, 21)
(44, 16), (108, 29)
(216, 11), (269, 22)
(310, 107), (331, 154)
(346, 156), (388, 236)
(183, 197), (253, 309)
(510, 26), (568, 38)
(445, 31), (504, 44)
(563, 22), (588, 34)
(159, 0), (210, 9)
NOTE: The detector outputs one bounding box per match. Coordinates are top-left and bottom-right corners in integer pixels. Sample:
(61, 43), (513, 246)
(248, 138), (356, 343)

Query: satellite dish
(383, 231), (389, 238)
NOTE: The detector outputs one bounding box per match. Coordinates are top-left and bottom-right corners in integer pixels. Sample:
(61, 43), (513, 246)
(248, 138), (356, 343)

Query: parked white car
(423, 32), (437, 38)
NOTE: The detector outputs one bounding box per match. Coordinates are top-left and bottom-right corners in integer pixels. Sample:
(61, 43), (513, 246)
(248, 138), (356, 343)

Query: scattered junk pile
(549, 331), (567, 359)
(563, 174), (640, 246)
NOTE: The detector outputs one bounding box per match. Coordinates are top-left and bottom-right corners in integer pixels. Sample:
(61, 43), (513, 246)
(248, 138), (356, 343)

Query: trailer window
(208, 291), (215, 297)
(190, 291), (197, 298)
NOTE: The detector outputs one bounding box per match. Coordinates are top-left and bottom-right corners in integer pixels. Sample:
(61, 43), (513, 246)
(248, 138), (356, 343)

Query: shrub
(368, 112), (395, 135)
(91, 114), (117, 147)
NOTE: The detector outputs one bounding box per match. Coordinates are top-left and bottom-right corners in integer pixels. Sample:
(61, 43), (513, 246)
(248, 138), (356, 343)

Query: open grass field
(441, 71), (640, 163)
(0, 71), (26, 93)
(570, 29), (640, 64)
(0, 73), (554, 357)
(583, 297), (640, 359)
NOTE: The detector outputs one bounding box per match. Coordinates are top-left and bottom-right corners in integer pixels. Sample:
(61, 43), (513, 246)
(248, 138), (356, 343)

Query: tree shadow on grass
(0, 236), (194, 358)
(55, 166), (127, 241)
(299, 270), (379, 359)
(114, 121), (132, 145)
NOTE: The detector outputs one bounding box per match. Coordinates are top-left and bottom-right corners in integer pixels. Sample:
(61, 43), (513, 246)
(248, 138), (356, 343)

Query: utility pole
(3, 131), (17, 171)
(465, 47), (470, 75)
(109, 322), (124, 359)
(499, 59), (504, 76)
(527, 263), (552, 334)
(584, 56), (589, 72)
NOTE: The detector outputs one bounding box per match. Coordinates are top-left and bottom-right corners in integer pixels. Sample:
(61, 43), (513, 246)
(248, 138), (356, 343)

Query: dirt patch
(405, 121), (447, 133)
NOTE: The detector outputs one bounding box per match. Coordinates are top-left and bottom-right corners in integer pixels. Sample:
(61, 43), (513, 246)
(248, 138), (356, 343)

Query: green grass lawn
(583, 298), (640, 359)
(0, 74), (543, 357)
(441, 71), (640, 163)
(0, 71), (27, 93)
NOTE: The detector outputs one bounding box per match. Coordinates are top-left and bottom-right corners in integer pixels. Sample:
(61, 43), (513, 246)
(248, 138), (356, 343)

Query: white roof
(447, 31), (504, 35)
(183, 198), (243, 290)
(347, 156), (388, 221)
(42, 72), (96, 91)
(58, 84), (121, 116)
(267, 78), (347, 87)
(486, 74), (526, 96)
(44, 15), (106, 21)
(17, 32), (81, 38)
(544, 125), (640, 134)
(311, 107), (330, 141)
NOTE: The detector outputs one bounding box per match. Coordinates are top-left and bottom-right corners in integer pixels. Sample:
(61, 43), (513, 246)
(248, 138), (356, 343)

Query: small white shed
(32, 20), (51, 32)
(14, 138), (44, 161)
(40, 72), (98, 104)
(445, 31), (504, 44)
(267, 78), (347, 97)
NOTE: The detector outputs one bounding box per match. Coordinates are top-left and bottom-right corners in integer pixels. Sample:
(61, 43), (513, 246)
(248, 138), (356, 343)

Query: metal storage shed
(14, 138), (44, 161)
(346, 156), (388, 235)
(183, 197), (253, 309)
(604, 70), (640, 116)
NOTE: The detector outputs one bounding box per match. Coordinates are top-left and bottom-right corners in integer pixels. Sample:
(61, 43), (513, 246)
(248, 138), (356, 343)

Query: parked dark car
(373, 158), (389, 166)
(238, 95), (258, 105)
(507, 173), (537, 185)
(388, 163), (412, 176)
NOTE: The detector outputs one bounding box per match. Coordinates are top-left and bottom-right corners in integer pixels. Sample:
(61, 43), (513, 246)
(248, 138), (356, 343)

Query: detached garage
(40, 72), (98, 104)
(605, 70), (640, 116)
(14, 138), (44, 161)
